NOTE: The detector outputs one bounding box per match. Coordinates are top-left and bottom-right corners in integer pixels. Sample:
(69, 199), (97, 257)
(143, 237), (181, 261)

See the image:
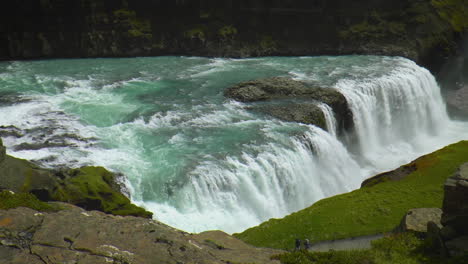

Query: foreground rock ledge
(0, 205), (282, 264)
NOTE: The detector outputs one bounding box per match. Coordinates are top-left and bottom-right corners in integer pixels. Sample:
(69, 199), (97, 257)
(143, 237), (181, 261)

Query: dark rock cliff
(1, 0), (467, 71)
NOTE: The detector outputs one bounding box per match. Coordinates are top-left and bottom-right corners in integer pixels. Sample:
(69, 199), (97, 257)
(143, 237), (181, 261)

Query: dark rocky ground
(0, 204), (282, 264)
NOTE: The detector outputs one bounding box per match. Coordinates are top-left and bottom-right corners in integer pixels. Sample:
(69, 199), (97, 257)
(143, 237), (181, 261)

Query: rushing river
(0, 56), (467, 233)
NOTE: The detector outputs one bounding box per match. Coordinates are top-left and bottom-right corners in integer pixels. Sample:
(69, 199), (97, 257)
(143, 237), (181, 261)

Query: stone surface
(446, 85), (468, 119)
(399, 208), (443, 233)
(0, 138), (5, 163)
(0, 206), (282, 264)
(225, 77), (352, 133)
(442, 163), (468, 236)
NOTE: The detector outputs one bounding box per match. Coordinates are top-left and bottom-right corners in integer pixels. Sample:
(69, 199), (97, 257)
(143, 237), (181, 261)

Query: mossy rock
(0, 148), (58, 200)
(0, 191), (56, 212)
(52, 166), (153, 218)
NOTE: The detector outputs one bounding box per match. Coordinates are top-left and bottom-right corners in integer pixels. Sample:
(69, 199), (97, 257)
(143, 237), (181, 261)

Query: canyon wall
(1, 0), (467, 71)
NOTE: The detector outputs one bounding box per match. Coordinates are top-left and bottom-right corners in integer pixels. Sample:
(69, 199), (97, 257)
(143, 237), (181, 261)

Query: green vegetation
(431, 0), (468, 32)
(274, 233), (467, 264)
(184, 26), (206, 41)
(218, 25), (238, 40)
(259, 35), (277, 52)
(0, 191), (54, 211)
(113, 8), (152, 39)
(236, 141), (468, 250)
(52, 166), (153, 218)
(340, 12), (406, 40)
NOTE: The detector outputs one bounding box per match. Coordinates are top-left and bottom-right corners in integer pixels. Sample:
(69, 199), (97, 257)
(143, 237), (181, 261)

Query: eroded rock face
(225, 77), (353, 133)
(0, 206), (282, 264)
(1, 0), (465, 75)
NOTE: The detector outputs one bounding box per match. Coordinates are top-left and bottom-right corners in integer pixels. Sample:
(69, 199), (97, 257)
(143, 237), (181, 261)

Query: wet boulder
(225, 77), (353, 133)
(256, 103), (327, 131)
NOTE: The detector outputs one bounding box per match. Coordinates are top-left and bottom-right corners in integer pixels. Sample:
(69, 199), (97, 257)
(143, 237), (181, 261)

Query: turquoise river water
(0, 56), (467, 233)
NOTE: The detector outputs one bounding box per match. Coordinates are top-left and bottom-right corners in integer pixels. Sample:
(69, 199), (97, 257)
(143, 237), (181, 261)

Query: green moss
(274, 233), (465, 264)
(235, 141), (468, 250)
(218, 25), (238, 40)
(184, 27), (206, 41)
(113, 8), (152, 39)
(259, 35), (277, 52)
(431, 0), (468, 32)
(340, 11), (406, 40)
(0, 191), (54, 211)
(52, 166), (152, 218)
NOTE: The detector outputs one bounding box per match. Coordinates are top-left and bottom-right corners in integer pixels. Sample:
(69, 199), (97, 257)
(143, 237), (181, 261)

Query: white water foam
(333, 58), (452, 171)
(1, 56), (467, 235)
(318, 103), (338, 137)
(143, 126), (361, 233)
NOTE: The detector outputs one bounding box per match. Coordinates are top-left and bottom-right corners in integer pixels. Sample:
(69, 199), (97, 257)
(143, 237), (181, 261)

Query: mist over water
(0, 56), (467, 233)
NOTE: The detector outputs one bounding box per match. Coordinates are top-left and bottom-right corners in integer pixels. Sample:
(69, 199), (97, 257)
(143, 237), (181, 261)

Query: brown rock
(0, 206), (282, 264)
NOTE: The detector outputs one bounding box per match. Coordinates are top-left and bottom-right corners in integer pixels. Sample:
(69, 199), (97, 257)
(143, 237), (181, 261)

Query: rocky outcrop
(426, 163), (468, 257)
(398, 208), (443, 233)
(446, 85), (468, 119)
(0, 138), (151, 218)
(441, 163), (468, 238)
(0, 205), (282, 264)
(361, 163), (416, 188)
(0, 0), (466, 73)
(225, 77), (352, 133)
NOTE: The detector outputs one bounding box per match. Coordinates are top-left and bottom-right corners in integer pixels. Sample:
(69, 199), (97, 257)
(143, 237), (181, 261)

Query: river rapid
(0, 56), (466, 233)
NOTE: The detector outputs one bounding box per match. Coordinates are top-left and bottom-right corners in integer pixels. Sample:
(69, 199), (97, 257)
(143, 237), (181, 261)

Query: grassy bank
(235, 141), (468, 250)
(274, 232), (467, 264)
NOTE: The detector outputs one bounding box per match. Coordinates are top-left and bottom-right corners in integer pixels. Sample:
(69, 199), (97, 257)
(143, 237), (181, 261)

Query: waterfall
(334, 59), (449, 160)
(1, 56), (465, 234)
(318, 103), (337, 137)
(145, 126), (361, 233)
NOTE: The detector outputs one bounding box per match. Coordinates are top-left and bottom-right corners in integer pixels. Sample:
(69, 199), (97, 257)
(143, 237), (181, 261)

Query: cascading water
(0, 56), (466, 233)
(317, 103), (337, 137)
